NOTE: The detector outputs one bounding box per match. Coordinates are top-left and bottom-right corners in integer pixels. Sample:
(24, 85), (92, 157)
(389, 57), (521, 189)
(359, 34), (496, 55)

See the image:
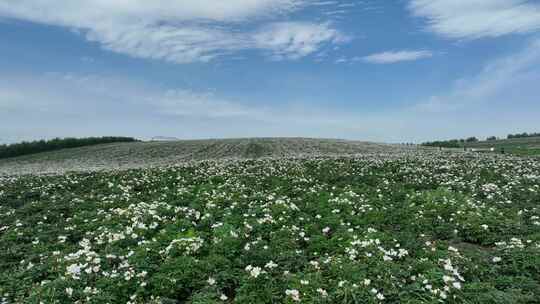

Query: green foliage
(507, 132), (540, 139)
(422, 137), (478, 148)
(1, 152), (539, 303)
(0, 136), (138, 159)
(423, 133), (540, 157)
(422, 139), (464, 148)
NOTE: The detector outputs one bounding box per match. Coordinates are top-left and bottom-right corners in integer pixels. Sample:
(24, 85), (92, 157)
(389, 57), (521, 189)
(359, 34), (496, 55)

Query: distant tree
(507, 132), (540, 139)
(422, 139), (463, 148)
(425, 132), (539, 149)
(0, 136), (138, 159)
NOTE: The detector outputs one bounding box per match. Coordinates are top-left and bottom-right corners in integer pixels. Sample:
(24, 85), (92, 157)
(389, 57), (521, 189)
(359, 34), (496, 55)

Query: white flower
(363, 279), (371, 286)
(448, 246), (459, 252)
(300, 280), (309, 285)
(220, 294), (228, 301)
(285, 289), (301, 301)
(265, 260), (278, 269)
(492, 256), (502, 263)
(207, 277), (216, 285)
(66, 264), (82, 279)
(322, 227), (331, 234)
(66, 287), (73, 297)
(317, 288), (328, 297)
(376, 293), (385, 300)
(246, 266), (262, 278)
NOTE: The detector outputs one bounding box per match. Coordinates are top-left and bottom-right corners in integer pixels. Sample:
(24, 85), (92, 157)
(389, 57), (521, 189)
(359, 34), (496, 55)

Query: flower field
(1, 150), (539, 303)
(0, 138), (387, 176)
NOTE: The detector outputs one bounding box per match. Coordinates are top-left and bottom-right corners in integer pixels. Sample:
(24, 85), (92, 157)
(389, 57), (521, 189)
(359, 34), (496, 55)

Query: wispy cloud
(253, 22), (350, 60)
(0, 71), (372, 141)
(0, 72), (263, 119)
(0, 1), (349, 63)
(415, 38), (540, 112)
(408, 0), (540, 39)
(361, 50), (433, 64)
(1, 54), (539, 143)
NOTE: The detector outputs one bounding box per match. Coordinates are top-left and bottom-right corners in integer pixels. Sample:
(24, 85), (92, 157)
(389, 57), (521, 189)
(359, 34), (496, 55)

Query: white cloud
(0, 1), (348, 63)
(253, 22), (349, 60)
(0, 0), (303, 25)
(1, 60), (539, 143)
(409, 0), (540, 39)
(85, 24), (248, 64)
(0, 72), (264, 119)
(0, 72), (271, 141)
(415, 39), (540, 112)
(361, 50), (433, 64)
(0, 71), (372, 141)
(155, 89), (261, 118)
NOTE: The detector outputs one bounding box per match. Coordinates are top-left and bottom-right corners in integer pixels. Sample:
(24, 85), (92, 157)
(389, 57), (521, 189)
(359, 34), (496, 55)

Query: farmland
(0, 138), (389, 176)
(0, 139), (539, 303)
(467, 137), (540, 157)
(423, 137), (540, 157)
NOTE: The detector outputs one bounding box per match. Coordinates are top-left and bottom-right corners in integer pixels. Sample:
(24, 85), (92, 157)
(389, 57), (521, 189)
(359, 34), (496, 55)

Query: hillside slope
(467, 136), (540, 156)
(0, 138), (395, 176)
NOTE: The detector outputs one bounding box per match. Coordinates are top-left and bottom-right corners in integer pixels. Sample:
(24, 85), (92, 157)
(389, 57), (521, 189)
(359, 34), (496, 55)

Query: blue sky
(1, 0), (539, 143)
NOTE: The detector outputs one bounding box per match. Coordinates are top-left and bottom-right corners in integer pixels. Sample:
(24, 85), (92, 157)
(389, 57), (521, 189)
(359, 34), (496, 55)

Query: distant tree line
(422, 137), (478, 148)
(422, 131), (540, 148)
(0, 137), (138, 159)
(507, 132), (540, 139)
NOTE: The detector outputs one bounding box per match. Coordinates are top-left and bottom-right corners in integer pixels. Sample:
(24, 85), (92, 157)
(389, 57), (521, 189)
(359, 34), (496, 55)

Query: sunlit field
(3, 0), (540, 302)
(1, 149), (539, 303)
